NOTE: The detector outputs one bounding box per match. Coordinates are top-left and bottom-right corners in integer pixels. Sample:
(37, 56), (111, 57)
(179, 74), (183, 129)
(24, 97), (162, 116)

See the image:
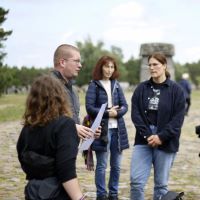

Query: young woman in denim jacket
(130, 53), (185, 200)
(86, 56), (129, 200)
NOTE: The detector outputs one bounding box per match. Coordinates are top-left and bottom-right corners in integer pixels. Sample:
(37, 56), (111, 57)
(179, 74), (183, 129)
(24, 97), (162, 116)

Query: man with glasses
(52, 44), (99, 140)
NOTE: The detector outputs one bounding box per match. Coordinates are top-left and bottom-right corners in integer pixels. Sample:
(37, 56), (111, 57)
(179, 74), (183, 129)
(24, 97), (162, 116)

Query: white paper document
(79, 102), (107, 151)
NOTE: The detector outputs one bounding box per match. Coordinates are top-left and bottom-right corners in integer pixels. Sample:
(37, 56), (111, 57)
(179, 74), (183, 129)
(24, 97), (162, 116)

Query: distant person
(17, 75), (86, 200)
(86, 56), (129, 200)
(179, 73), (192, 116)
(130, 53), (185, 200)
(51, 44), (100, 140)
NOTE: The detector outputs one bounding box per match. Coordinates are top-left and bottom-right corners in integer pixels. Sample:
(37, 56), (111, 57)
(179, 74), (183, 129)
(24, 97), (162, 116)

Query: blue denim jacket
(131, 78), (185, 153)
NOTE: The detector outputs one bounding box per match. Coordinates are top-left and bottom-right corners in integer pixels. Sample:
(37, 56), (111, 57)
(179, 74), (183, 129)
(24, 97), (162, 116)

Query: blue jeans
(130, 145), (176, 200)
(95, 128), (122, 197)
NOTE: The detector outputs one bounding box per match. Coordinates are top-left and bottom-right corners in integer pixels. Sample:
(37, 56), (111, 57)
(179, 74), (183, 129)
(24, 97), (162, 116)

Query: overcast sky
(1, 0), (200, 68)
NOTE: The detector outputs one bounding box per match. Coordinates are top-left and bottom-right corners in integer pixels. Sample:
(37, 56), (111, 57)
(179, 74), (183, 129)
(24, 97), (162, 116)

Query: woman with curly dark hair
(17, 75), (86, 200)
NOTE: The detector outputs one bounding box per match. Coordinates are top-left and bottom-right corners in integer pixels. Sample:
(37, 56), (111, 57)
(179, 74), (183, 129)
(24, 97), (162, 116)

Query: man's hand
(94, 126), (101, 139)
(76, 124), (93, 140)
(147, 135), (162, 147)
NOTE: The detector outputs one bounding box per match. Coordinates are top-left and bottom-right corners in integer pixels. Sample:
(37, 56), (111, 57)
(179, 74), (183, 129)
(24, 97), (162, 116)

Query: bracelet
(80, 194), (86, 200)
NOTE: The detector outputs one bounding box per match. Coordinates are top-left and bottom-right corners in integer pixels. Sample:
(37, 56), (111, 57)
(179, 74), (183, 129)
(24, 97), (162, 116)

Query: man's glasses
(64, 58), (82, 65)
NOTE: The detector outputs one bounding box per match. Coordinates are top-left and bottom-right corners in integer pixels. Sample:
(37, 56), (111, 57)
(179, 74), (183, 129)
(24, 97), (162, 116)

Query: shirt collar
(146, 77), (171, 87)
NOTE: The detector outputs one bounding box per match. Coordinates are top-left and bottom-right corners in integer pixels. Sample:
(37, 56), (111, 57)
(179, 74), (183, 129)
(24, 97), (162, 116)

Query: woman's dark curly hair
(23, 75), (72, 126)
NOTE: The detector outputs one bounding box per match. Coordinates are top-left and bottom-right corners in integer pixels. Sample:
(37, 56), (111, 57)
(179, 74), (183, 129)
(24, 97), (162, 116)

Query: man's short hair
(53, 44), (79, 66)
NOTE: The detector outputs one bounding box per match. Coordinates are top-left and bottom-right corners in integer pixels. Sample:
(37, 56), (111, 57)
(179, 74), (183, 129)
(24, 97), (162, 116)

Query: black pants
(185, 97), (191, 114)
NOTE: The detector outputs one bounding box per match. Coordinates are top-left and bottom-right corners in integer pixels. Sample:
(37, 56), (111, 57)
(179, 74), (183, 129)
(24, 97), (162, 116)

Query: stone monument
(139, 43), (175, 81)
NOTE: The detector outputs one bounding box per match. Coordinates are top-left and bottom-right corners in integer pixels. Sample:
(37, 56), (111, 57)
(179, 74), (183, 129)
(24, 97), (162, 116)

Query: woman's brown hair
(148, 52), (171, 78)
(92, 56), (119, 80)
(23, 75), (72, 126)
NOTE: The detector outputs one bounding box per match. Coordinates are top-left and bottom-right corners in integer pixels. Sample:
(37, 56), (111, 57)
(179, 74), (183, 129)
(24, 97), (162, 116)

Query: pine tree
(0, 7), (12, 95)
(0, 7), (12, 66)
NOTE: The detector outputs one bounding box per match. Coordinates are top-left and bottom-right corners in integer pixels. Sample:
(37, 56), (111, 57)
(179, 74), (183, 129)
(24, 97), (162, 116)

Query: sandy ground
(0, 92), (200, 199)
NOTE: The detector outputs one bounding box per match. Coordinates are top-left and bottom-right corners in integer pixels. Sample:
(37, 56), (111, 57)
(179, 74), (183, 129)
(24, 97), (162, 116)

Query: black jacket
(131, 78), (185, 153)
(52, 70), (80, 124)
(17, 116), (79, 200)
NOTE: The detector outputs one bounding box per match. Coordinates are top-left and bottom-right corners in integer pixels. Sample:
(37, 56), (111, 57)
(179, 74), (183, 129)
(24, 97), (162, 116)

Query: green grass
(78, 90), (85, 105)
(0, 91), (86, 122)
(190, 89), (200, 110)
(0, 94), (27, 122)
(192, 89), (200, 99)
(0, 89), (200, 122)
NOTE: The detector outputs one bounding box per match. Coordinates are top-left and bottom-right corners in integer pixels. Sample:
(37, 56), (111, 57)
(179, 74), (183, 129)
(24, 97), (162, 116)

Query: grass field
(0, 89), (200, 122)
(0, 94), (26, 122)
(0, 90), (86, 122)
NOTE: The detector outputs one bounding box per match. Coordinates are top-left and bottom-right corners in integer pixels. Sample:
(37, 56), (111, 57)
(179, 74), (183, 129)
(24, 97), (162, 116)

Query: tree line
(0, 7), (200, 96)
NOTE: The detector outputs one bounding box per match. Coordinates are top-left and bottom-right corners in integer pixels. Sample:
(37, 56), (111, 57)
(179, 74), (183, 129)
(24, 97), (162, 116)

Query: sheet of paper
(79, 102), (107, 151)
